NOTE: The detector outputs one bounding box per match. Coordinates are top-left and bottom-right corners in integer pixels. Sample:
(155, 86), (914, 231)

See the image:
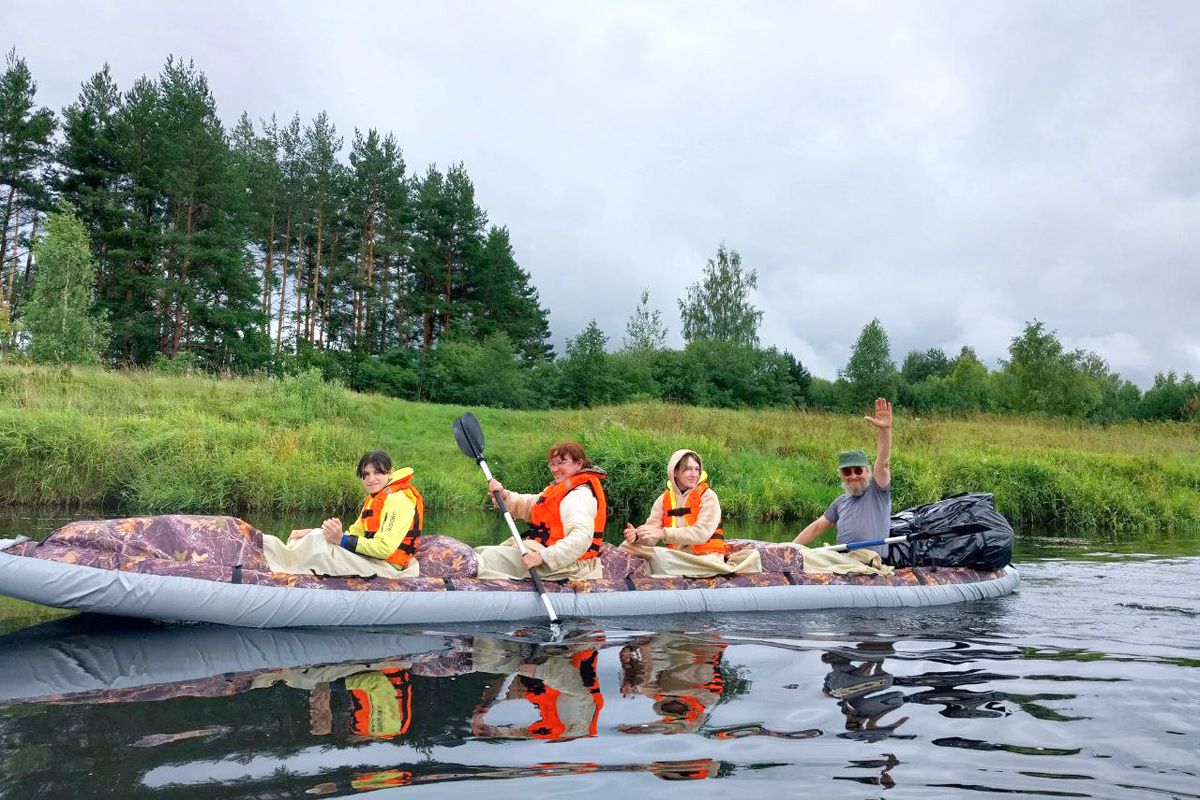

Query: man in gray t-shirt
(793, 398), (893, 558)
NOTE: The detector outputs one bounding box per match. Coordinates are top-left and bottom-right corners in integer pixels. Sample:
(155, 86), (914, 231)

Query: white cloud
(5, 0), (1198, 387)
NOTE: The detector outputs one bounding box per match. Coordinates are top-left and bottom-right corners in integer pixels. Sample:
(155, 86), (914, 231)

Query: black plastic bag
(885, 492), (1013, 570)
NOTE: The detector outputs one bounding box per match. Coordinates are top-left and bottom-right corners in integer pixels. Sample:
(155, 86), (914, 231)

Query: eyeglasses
(547, 458), (576, 468)
(840, 466), (867, 476)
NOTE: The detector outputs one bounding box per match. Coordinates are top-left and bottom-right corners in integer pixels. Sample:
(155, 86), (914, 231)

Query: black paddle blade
(452, 412), (485, 461)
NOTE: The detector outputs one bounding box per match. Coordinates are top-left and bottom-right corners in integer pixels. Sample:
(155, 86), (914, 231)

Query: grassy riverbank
(1, 365), (1197, 532)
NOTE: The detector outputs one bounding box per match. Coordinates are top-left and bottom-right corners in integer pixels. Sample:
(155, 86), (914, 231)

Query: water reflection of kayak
(0, 619), (465, 707)
(0, 515), (1018, 627)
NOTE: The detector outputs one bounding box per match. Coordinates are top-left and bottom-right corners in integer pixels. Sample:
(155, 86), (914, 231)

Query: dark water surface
(0, 510), (1197, 799)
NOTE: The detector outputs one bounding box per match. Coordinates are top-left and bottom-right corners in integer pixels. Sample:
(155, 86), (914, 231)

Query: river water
(0, 510), (1197, 799)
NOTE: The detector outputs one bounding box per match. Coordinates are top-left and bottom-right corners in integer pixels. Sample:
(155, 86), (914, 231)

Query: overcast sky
(5, 1), (1198, 385)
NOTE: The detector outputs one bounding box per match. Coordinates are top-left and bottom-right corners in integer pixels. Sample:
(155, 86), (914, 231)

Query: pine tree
(465, 226), (553, 361)
(347, 127), (408, 351)
(104, 75), (162, 363)
(23, 207), (109, 364)
(678, 243), (762, 346)
(411, 163), (486, 352)
(299, 112), (344, 347)
(0, 49), (57, 310)
(228, 113), (282, 337)
(274, 113), (307, 349)
(153, 57), (264, 368)
(59, 65), (130, 358)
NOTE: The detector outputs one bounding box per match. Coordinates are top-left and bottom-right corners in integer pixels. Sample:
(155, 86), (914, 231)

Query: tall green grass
(1, 364), (1197, 532)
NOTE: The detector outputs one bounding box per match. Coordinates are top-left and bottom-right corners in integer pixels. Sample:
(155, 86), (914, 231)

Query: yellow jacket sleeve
(344, 490), (416, 560)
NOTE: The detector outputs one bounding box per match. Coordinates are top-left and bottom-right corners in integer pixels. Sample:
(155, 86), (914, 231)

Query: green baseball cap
(837, 449), (869, 469)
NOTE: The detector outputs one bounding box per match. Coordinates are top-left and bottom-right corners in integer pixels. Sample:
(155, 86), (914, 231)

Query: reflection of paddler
(650, 758), (720, 780)
(251, 661), (413, 740)
(821, 641), (909, 737)
(350, 769), (412, 790)
(346, 668), (412, 739)
(309, 760), (718, 795)
(619, 632), (727, 734)
(308, 768), (414, 796)
(471, 637), (605, 741)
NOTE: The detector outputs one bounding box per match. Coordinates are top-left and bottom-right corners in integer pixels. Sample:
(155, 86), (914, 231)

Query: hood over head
(667, 449), (706, 496)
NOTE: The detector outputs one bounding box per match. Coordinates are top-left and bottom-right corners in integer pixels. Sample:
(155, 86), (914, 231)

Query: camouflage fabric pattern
(414, 535), (478, 578)
(17, 515), (268, 572)
(726, 539), (804, 573)
(8, 515), (1003, 595)
(597, 543), (646, 580)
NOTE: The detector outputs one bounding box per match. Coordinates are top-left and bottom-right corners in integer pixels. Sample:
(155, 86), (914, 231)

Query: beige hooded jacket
(641, 449), (722, 552)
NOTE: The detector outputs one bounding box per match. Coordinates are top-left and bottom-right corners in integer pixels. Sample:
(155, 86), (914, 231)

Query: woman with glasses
(475, 441), (608, 581)
(792, 398), (894, 559)
(620, 449), (760, 577)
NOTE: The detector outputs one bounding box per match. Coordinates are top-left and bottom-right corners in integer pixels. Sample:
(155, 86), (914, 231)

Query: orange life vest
(349, 668), (412, 739)
(523, 471), (606, 560)
(523, 649), (604, 740)
(358, 475), (424, 567)
(652, 645), (725, 727)
(350, 770), (413, 790)
(661, 482), (725, 555)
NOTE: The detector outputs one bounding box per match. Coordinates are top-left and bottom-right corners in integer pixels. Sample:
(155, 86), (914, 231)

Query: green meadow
(0, 365), (1197, 533)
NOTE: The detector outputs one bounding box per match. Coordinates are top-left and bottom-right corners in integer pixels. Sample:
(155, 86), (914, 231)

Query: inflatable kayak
(0, 620), (469, 708)
(0, 515), (1018, 628)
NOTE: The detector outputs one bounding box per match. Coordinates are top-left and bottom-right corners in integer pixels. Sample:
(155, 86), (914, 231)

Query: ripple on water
(0, 536), (1197, 798)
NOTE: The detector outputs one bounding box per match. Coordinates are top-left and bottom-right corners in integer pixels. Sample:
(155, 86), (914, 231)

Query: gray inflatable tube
(0, 539), (1020, 629)
(0, 625), (453, 706)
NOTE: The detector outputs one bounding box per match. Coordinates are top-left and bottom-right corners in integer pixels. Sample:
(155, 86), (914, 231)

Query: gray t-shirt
(823, 478), (892, 557)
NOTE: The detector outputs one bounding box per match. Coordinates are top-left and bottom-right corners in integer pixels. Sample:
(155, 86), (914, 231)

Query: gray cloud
(4, 0), (1197, 385)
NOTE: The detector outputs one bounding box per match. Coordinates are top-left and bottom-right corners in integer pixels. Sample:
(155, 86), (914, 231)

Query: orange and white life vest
(523, 649), (604, 740)
(358, 475), (424, 567)
(522, 471), (606, 560)
(661, 482), (725, 556)
(652, 645), (725, 726)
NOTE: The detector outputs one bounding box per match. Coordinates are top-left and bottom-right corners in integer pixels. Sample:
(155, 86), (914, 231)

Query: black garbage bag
(884, 492), (1013, 570)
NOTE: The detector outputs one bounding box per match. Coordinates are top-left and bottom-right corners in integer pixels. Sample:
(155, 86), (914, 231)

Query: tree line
(1, 49), (1196, 423)
(1, 49), (552, 372)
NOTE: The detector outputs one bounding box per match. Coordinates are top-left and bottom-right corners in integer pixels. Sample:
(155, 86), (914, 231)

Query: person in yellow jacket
(620, 449), (760, 578)
(476, 441), (607, 582)
(264, 450), (423, 578)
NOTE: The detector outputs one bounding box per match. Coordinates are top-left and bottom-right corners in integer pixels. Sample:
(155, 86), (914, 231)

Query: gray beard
(843, 480), (867, 497)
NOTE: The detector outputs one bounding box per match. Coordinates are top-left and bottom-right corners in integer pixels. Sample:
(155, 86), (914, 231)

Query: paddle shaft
(814, 523), (987, 553)
(476, 458), (559, 623)
(814, 534), (910, 553)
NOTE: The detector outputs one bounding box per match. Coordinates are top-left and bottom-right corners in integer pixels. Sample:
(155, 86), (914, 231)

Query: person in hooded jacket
(620, 449), (761, 578)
